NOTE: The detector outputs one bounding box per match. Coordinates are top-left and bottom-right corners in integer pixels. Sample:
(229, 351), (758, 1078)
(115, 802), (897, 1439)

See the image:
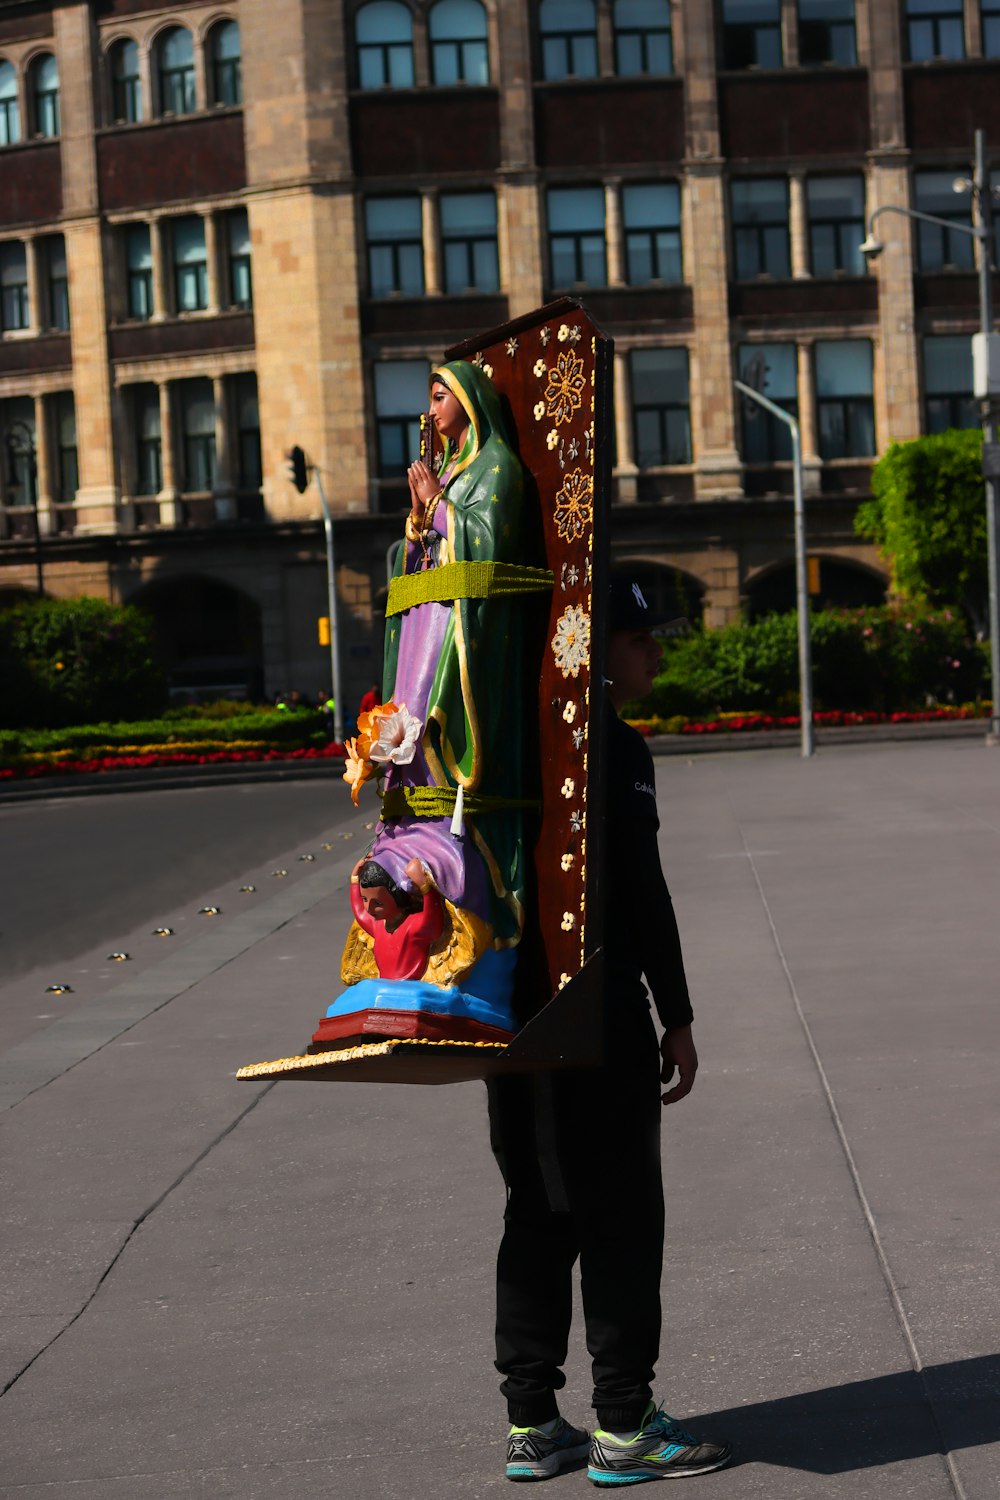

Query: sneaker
(588, 1403), (731, 1485)
(506, 1416), (591, 1481)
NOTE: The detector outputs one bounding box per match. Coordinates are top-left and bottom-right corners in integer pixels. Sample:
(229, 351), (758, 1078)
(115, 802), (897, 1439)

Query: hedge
(0, 597), (167, 730)
(640, 603), (989, 719)
(0, 707), (327, 763)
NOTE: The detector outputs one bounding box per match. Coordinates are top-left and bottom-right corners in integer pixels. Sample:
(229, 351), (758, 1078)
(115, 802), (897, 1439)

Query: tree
(855, 429), (988, 633)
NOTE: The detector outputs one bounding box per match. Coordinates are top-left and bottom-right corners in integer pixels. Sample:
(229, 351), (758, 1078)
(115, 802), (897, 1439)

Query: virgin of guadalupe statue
(313, 360), (547, 1050)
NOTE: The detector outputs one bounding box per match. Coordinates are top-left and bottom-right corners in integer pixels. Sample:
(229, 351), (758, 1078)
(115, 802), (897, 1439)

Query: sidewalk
(0, 738), (997, 1497)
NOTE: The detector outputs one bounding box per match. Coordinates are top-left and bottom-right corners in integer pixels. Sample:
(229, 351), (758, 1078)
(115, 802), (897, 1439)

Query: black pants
(486, 1007), (664, 1432)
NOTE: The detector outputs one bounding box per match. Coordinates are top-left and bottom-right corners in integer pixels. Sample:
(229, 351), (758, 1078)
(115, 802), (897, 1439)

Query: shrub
(0, 598), (167, 730)
(638, 603), (988, 719)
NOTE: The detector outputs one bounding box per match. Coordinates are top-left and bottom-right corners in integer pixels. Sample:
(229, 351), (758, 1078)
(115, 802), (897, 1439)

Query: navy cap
(609, 575), (690, 637)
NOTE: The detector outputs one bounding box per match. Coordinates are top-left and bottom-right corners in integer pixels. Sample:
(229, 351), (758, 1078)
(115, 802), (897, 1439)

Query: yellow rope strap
(386, 561), (554, 618)
(380, 786), (539, 821)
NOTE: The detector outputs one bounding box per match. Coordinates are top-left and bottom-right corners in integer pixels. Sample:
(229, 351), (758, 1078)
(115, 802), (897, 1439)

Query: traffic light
(286, 445), (309, 493)
(318, 616), (331, 646)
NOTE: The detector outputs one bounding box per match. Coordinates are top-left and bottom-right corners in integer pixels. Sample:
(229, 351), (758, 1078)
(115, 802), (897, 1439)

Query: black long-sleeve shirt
(602, 702), (694, 1033)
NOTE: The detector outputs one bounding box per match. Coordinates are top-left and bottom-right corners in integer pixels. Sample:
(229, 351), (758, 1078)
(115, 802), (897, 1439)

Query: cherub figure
(349, 856), (444, 984)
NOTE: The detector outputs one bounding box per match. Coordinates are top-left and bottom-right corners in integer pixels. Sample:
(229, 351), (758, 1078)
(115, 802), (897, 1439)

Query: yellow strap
(380, 786), (539, 820)
(386, 561), (554, 617)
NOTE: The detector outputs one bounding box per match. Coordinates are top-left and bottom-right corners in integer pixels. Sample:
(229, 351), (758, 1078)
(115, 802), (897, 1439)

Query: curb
(648, 716), (993, 755)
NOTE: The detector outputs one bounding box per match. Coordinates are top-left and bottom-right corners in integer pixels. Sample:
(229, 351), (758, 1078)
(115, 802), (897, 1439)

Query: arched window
(613, 0), (673, 76)
(209, 20), (242, 106)
(428, 0), (489, 85)
(355, 2), (415, 89)
(0, 59), (20, 145)
(30, 53), (60, 137)
(109, 39), (142, 123)
(539, 0), (597, 80)
(157, 26), (196, 115)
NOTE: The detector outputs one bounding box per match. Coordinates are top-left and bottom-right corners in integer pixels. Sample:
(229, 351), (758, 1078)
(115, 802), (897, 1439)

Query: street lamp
(734, 377), (815, 758)
(286, 445), (345, 745)
(860, 128), (1000, 743)
(3, 418), (43, 594)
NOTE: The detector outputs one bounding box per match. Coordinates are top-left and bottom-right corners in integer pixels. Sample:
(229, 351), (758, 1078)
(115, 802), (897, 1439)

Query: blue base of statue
(318, 948), (519, 1040)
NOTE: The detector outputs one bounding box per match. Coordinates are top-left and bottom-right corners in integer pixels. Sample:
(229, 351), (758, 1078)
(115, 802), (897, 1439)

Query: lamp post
(285, 445), (345, 745)
(3, 418), (43, 594)
(734, 378), (815, 758)
(860, 129), (1000, 742)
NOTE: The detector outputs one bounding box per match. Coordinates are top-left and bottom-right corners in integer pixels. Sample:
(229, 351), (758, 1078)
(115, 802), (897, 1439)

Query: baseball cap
(608, 575), (690, 637)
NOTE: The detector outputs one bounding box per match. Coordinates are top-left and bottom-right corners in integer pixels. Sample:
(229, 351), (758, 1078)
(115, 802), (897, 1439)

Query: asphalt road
(1, 741), (998, 1498)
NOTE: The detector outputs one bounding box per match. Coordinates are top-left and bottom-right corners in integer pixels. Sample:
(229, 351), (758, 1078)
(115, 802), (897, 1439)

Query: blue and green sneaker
(588, 1403), (731, 1485)
(506, 1416), (591, 1481)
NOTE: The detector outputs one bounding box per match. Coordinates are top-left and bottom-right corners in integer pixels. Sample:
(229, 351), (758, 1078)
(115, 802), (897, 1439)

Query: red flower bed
(676, 707), (985, 736)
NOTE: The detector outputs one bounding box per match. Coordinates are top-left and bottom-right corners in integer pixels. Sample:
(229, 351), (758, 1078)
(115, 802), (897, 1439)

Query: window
(622, 182), (682, 283)
(110, 39), (142, 123)
(356, 2), (415, 89)
(798, 0), (856, 64)
(539, 0), (598, 80)
(3, 397), (36, 505)
(722, 0), (783, 69)
(172, 216), (208, 311)
(731, 178), (790, 278)
(807, 175), (865, 275)
(178, 378), (216, 491)
(53, 392), (77, 502)
(365, 196), (424, 297)
(226, 208), (252, 308)
(0, 59), (20, 146)
(914, 171), (975, 270)
(1, 242), (29, 331)
(547, 186), (606, 287)
(209, 20), (242, 106)
(429, 0), (489, 85)
(374, 360), (429, 478)
(630, 348), (691, 466)
(440, 191), (498, 293)
(906, 0), (964, 60)
(815, 339), (874, 459)
(923, 335), (978, 432)
(157, 27), (196, 115)
(235, 373), (262, 490)
(132, 384), (162, 495)
(44, 235), (69, 330)
(613, 0), (673, 75)
(985, 0), (1000, 56)
(125, 225), (153, 319)
(738, 344), (798, 461)
(30, 53), (59, 137)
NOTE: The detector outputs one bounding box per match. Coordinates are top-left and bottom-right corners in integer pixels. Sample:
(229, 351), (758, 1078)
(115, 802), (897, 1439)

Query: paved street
(1, 742), (998, 1498)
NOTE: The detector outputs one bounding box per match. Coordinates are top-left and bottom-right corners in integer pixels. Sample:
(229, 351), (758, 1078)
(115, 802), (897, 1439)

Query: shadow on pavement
(697, 1354), (1000, 1473)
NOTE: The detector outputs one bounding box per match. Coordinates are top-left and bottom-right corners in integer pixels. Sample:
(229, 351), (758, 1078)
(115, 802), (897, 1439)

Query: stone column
(965, 0), (983, 57)
(500, 179), (545, 319)
(789, 171), (810, 279)
(596, 0), (615, 76)
(157, 382), (181, 526)
(780, 0), (799, 65)
(869, 161), (921, 444)
(796, 340), (822, 494)
(422, 190), (441, 296)
(152, 218), (170, 319)
(213, 375), (236, 520)
(613, 349), (638, 503)
(24, 239), (42, 335)
(605, 181), (625, 287)
(204, 212), (221, 313)
(192, 29), (208, 111)
(32, 393), (54, 536)
(688, 165), (743, 498)
(65, 218), (119, 531)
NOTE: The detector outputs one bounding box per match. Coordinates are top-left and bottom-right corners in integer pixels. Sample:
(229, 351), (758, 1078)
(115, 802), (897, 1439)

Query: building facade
(0, 0), (998, 701)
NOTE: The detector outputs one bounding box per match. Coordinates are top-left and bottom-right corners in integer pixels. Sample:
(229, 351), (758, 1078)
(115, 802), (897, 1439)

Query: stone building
(0, 0), (998, 702)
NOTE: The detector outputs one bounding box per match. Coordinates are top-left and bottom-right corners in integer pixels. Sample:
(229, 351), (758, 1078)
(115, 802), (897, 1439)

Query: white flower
(559, 971), (571, 988)
(551, 604), (591, 679)
(533, 401), (546, 420)
(561, 777), (575, 798)
(558, 323), (570, 342)
(367, 705), (423, 765)
(546, 429), (559, 449)
(505, 337), (518, 357)
(561, 911), (575, 931)
(540, 325), (551, 346)
(561, 853), (574, 871)
(533, 358), (546, 377)
(562, 700), (577, 723)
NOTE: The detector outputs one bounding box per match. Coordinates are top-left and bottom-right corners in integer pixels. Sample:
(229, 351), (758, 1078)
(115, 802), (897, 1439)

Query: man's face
(361, 884), (401, 924)
(607, 629), (662, 705)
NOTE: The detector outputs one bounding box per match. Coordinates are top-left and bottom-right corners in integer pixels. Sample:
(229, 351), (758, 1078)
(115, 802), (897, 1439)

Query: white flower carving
(367, 704), (423, 765)
(546, 429), (560, 449)
(561, 777), (575, 798)
(562, 700), (577, 723)
(533, 401), (545, 420)
(561, 853), (574, 871)
(551, 605), (591, 679)
(561, 911), (575, 931)
(533, 358), (546, 377)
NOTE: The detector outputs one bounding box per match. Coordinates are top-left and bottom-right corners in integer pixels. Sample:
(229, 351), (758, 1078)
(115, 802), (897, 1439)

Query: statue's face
(430, 381), (468, 443)
(361, 883), (402, 925)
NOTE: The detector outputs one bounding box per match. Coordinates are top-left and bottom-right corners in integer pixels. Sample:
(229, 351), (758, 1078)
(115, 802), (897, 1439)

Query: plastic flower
(356, 699), (398, 748)
(343, 738), (376, 806)
(367, 704), (422, 765)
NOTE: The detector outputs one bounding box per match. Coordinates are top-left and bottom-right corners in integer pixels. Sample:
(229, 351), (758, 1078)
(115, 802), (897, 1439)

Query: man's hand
(660, 1025), (698, 1106)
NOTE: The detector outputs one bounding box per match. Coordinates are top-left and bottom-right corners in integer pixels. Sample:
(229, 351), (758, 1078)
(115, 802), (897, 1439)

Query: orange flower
(342, 737), (376, 806)
(356, 700), (399, 747)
